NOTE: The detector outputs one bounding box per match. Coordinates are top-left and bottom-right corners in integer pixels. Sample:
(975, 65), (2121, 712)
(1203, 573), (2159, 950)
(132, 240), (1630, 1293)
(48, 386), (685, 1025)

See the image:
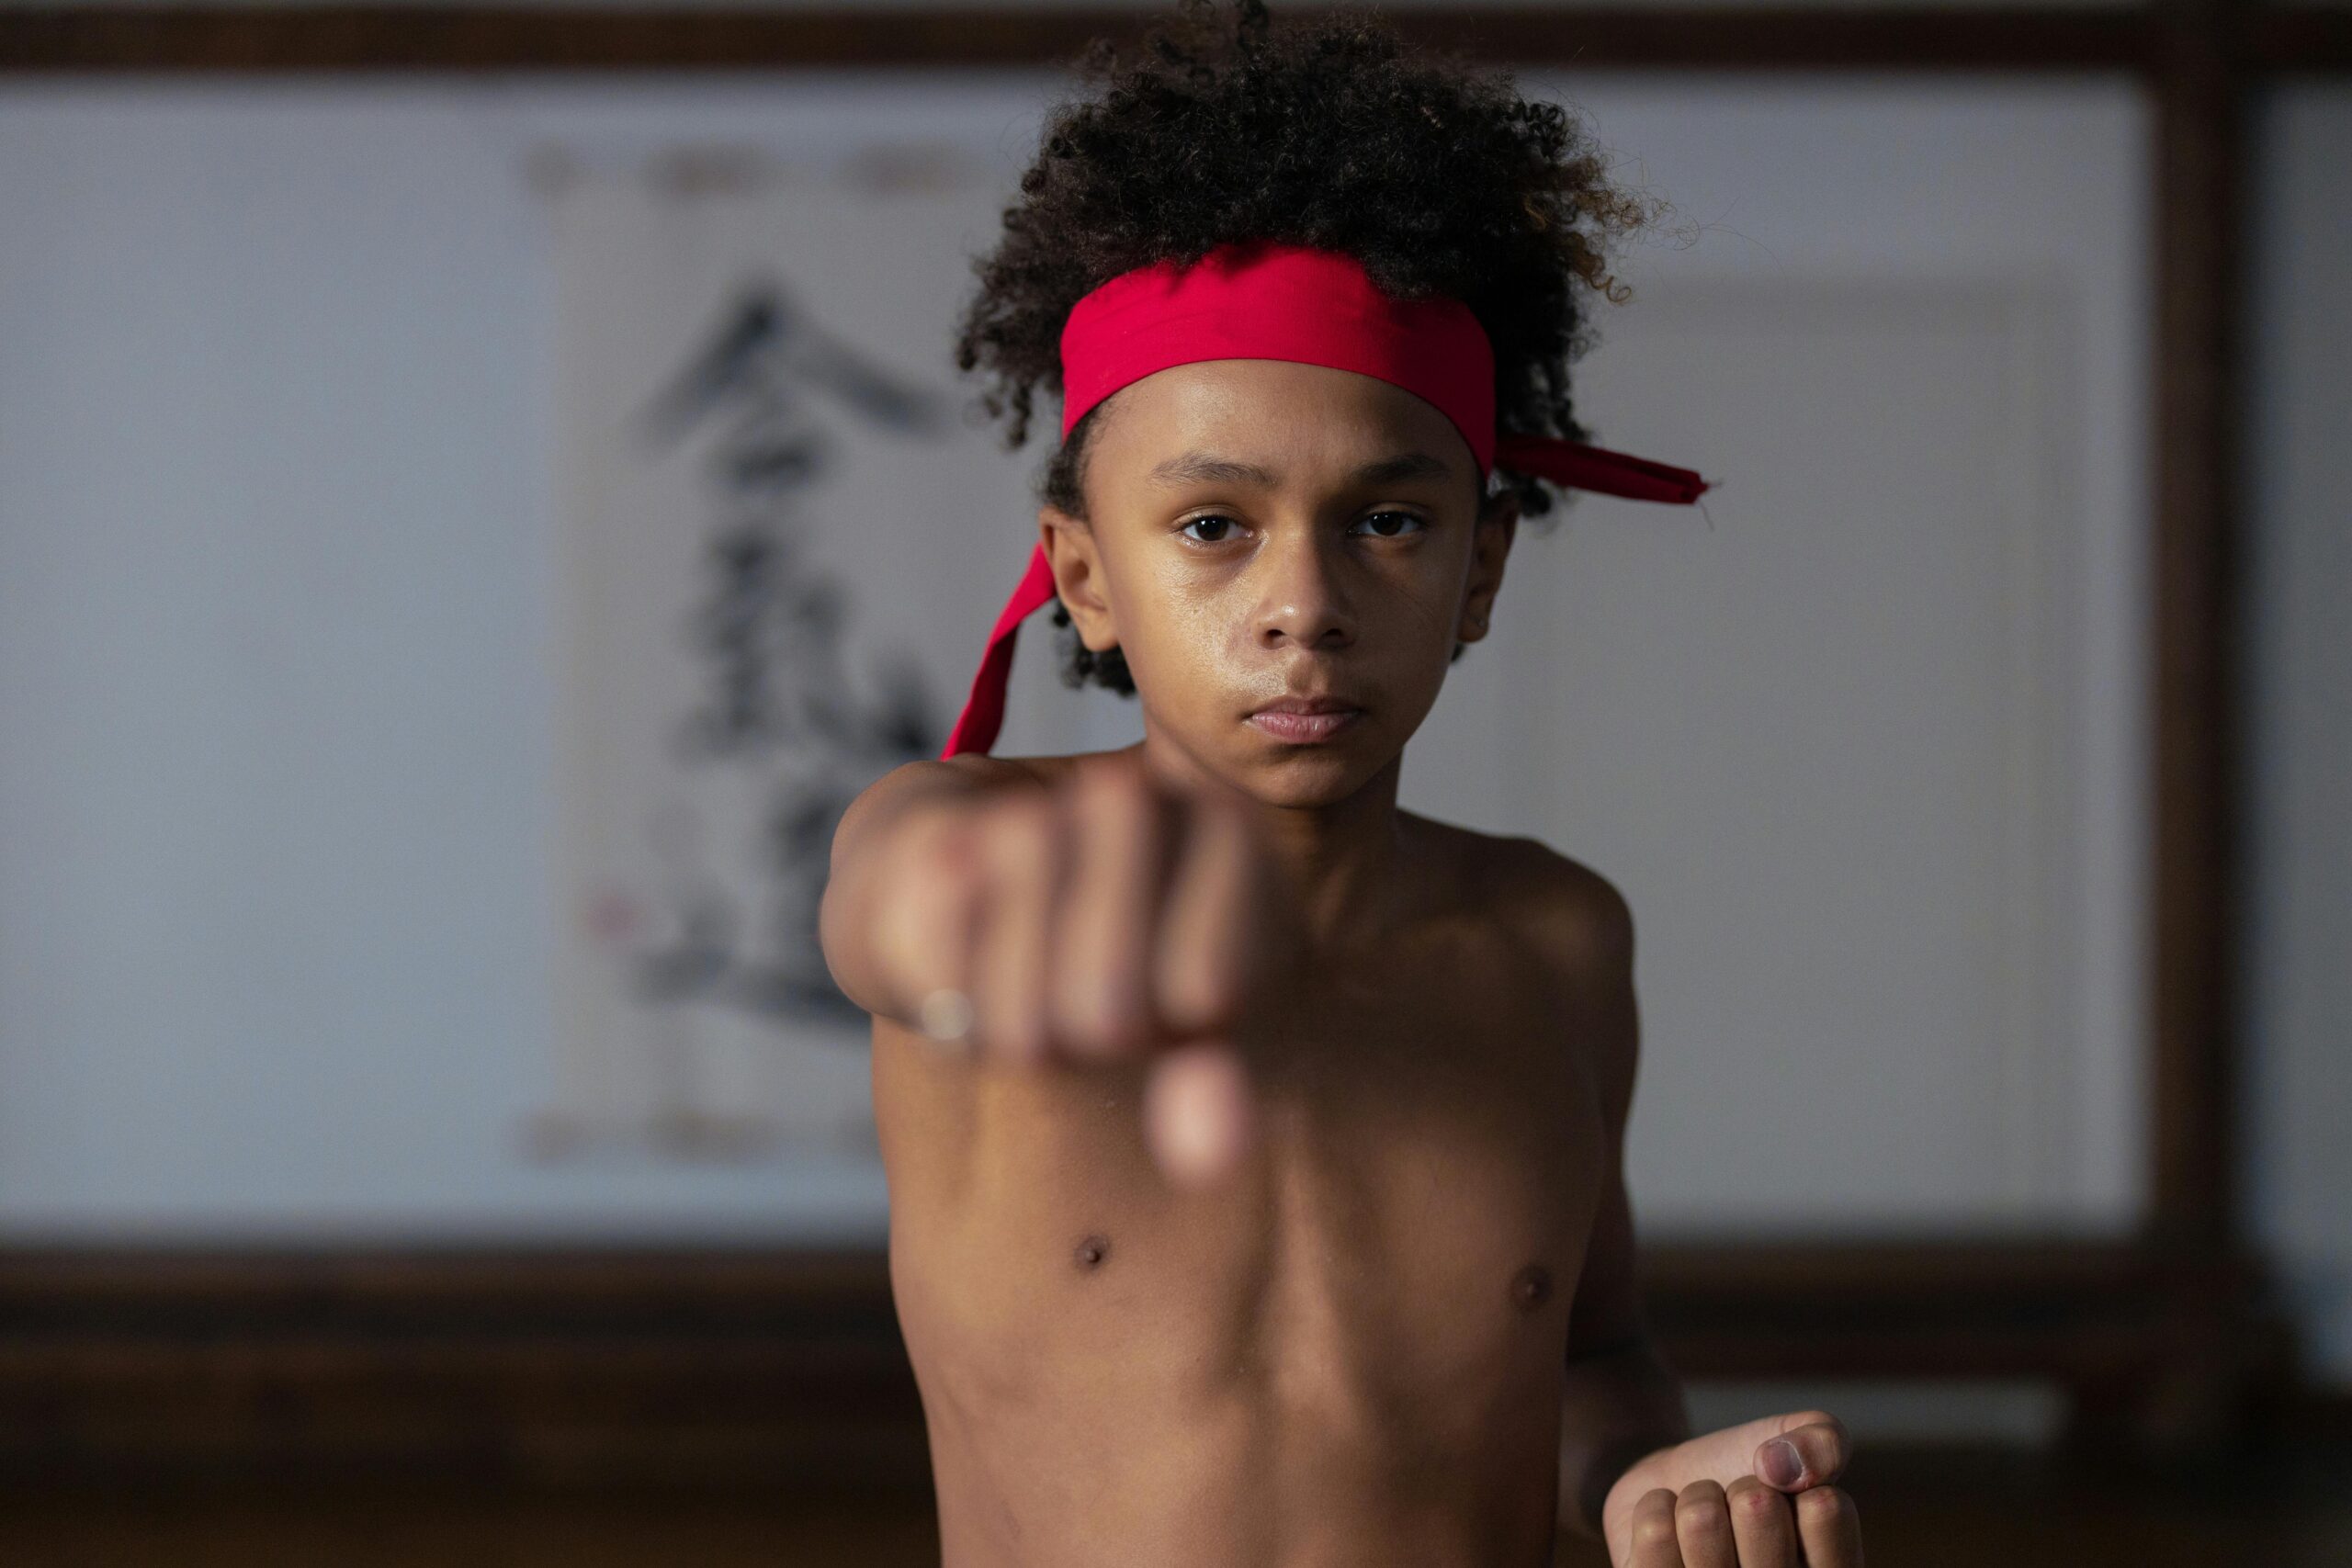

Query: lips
(1246, 696), (1364, 744)
(1252, 696), (1360, 716)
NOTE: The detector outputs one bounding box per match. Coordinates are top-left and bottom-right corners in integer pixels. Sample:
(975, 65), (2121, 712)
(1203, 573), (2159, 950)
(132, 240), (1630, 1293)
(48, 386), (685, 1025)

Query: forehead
(1085, 358), (1476, 487)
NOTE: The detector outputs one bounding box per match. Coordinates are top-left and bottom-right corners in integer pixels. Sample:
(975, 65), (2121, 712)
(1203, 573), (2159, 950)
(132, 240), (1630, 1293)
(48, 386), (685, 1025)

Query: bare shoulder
(1499, 836), (1639, 1127)
(1498, 835), (1634, 985)
(1408, 816), (1634, 978)
(1407, 816), (1640, 1108)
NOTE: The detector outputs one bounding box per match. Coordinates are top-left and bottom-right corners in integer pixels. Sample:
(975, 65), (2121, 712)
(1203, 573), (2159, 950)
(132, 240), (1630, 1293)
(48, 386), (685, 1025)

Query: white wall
(0, 72), (2339, 1393)
(0, 76), (1067, 1241)
(0, 73), (2139, 1224)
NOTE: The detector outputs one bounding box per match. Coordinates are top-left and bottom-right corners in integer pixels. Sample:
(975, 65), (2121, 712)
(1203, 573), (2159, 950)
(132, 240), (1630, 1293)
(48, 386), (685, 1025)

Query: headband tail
(940, 543), (1060, 759)
(1491, 434), (1713, 504)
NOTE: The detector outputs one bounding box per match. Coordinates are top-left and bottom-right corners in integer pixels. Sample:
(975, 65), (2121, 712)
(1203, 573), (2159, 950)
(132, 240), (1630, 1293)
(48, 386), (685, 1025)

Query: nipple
(1510, 1262), (1554, 1311)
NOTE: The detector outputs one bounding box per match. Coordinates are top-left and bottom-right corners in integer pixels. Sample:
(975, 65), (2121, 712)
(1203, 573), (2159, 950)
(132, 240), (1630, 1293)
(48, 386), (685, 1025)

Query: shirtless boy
(820, 5), (1866, 1563)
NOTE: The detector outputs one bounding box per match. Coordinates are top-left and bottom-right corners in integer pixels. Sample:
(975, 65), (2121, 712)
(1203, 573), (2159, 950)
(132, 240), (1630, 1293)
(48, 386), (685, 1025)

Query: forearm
(1555, 1330), (1693, 1540)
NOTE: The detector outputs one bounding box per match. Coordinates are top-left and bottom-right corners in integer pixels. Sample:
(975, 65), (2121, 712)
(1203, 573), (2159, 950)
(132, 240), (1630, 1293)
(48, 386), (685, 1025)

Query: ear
(1456, 486), (1521, 644)
(1039, 505), (1119, 652)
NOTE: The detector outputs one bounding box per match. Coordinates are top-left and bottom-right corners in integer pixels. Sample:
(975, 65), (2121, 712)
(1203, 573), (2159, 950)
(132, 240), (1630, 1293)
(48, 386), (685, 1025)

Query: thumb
(1142, 1043), (1256, 1190)
(1649, 1409), (1851, 1495)
(1750, 1408), (1851, 1492)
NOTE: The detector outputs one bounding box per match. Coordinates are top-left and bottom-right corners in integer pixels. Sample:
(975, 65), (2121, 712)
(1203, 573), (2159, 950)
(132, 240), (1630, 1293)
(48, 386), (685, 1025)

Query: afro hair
(953, 0), (1669, 694)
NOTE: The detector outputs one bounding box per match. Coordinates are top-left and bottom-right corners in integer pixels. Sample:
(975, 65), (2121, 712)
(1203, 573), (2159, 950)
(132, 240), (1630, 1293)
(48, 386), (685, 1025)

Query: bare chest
(876, 932), (1609, 1427)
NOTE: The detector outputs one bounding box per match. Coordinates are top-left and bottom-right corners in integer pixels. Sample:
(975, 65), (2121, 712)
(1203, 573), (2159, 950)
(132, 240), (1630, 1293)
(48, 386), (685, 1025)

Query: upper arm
(1513, 845), (1647, 1361)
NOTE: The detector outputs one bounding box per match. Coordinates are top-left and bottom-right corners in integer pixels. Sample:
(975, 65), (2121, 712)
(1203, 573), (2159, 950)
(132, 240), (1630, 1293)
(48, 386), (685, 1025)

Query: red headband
(939, 239), (1713, 758)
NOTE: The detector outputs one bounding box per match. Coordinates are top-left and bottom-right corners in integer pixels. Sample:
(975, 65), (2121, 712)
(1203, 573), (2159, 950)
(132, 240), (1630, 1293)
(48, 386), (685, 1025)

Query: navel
(1510, 1262), (1554, 1312)
(1073, 1232), (1113, 1272)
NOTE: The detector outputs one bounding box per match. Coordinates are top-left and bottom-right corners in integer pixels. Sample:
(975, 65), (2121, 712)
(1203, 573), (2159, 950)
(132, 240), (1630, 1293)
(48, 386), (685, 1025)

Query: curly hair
(952, 0), (1668, 695)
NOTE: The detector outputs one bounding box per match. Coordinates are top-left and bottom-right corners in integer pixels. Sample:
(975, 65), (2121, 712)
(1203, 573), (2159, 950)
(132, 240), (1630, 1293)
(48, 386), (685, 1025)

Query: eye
(1178, 513), (1242, 545)
(1351, 511), (1428, 538)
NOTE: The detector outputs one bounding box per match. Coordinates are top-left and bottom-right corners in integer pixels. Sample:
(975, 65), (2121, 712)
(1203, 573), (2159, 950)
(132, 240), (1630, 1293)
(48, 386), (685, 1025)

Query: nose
(1252, 530), (1355, 653)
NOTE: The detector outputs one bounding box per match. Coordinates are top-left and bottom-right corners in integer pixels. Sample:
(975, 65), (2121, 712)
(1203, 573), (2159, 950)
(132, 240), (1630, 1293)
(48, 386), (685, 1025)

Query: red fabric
(1058, 239), (1499, 471)
(938, 241), (1713, 760)
(938, 543), (1062, 761)
(1489, 434), (1713, 505)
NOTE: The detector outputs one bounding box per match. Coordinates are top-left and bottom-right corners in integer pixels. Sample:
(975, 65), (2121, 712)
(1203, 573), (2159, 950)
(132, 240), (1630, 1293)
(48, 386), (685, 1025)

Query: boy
(820, 4), (1866, 1563)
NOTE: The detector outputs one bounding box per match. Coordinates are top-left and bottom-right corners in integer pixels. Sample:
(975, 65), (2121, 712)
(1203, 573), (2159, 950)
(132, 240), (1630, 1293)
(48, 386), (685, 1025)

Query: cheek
(1383, 549), (1475, 658)
(1132, 591), (1241, 707)
(1093, 553), (1218, 693)
(1109, 540), (1469, 694)
(1399, 578), (1463, 646)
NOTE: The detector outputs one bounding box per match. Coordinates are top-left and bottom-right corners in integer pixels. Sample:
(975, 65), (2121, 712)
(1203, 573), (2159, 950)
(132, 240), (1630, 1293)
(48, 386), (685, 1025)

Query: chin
(1236, 739), (1388, 807)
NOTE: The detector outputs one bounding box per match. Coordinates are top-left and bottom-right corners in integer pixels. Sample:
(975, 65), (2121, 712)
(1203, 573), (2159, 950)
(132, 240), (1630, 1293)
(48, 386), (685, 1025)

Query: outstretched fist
(868, 750), (1296, 1189)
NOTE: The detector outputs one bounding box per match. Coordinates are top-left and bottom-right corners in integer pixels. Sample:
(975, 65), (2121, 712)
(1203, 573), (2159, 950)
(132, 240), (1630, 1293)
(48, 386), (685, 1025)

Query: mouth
(1246, 696), (1365, 745)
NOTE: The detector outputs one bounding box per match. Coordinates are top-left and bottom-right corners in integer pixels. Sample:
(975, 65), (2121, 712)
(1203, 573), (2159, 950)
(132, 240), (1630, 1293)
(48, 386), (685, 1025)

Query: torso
(871, 752), (1616, 1568)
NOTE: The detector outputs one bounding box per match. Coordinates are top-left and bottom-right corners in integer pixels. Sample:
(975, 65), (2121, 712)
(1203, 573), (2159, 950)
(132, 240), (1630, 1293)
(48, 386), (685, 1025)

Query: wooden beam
(2144, 0), (2246, 1260)
(0, 1239), (2290, 1482)
(2256, 9), (2352, 74)
(0, 6), (2157, 75)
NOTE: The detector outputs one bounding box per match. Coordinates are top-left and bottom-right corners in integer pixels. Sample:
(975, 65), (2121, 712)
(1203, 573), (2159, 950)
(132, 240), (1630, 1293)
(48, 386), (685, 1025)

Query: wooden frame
(0, 5), (2342, 74)
(3, 0), (2342, 1480)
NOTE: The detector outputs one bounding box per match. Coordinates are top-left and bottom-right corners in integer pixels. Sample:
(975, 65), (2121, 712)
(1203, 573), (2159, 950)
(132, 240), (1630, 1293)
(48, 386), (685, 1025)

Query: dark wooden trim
(0, 1239), (2298, 1484)
(0, 6), (2159, 76)
(2256, 8), (2352, 74)
(0, 4), (2335, 78)
(2145, 0), (2246, 1261)
(0, 1246), (931, 1487)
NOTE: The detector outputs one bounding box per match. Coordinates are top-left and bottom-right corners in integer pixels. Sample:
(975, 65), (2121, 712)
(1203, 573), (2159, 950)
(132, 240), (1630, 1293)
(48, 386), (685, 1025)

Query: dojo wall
(0, 75), (2343, 1393)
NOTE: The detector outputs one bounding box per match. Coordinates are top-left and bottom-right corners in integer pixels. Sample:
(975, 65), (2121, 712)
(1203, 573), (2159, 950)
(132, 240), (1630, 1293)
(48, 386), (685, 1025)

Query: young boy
(820, 4), (1866, 1563)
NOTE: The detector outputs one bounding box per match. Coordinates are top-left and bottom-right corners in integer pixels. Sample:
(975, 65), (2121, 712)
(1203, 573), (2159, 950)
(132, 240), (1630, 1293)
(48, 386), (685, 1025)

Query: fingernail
(1762, 1438), (1804, 1487)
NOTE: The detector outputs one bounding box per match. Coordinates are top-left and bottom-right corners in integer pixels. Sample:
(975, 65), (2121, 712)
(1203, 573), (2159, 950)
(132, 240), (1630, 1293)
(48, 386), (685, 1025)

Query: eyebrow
(1145, 449), (1455, 490)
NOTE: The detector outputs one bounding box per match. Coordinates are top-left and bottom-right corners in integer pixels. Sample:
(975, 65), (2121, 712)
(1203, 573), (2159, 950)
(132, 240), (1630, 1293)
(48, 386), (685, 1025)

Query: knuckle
(1159, 949), (1232, 1037)
(1057, 977), (1124, 1052)
(1060, 964), (1143, 1057)
(1675, 1506), (1727, 1538)
(1734, 1483), (1783, 1519)
(922, 811), (979, 884)
(1798, 1483), (1849, 1522)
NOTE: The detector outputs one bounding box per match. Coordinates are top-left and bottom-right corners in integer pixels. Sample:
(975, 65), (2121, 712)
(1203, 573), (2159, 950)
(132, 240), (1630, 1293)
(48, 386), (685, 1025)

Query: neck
(1124, 734), (1413, 955)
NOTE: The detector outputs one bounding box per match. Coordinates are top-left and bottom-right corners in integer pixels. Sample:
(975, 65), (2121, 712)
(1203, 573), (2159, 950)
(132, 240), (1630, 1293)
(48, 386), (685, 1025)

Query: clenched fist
(848, 750), (1298, 1189)
(1604, 1410), (1864, 1568)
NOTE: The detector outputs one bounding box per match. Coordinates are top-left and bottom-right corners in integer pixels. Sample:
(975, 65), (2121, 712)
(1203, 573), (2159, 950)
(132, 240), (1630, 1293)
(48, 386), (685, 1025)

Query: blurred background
(0, 2), (2344, 1563)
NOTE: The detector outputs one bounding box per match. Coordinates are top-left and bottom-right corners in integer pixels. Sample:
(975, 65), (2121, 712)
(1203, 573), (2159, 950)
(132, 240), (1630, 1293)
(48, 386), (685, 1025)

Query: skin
(820, 358), (1865, 1567)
